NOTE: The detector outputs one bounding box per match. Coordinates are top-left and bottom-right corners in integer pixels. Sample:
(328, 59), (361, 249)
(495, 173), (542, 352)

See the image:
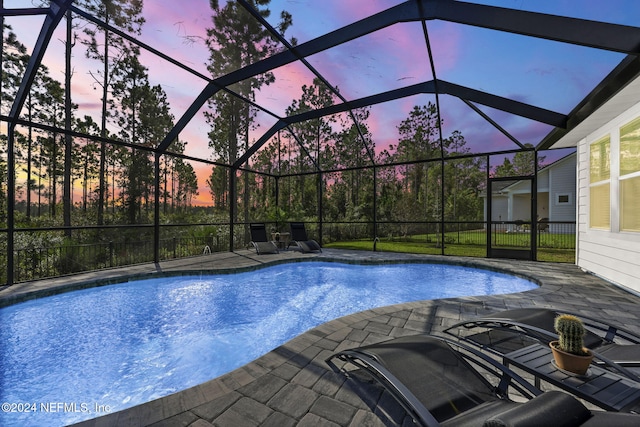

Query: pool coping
(3, 249), (639, 427)
(0, 250), (545, 308)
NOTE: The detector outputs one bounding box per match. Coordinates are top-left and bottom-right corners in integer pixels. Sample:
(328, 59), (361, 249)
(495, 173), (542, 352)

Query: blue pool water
(0, 261), (536, 426)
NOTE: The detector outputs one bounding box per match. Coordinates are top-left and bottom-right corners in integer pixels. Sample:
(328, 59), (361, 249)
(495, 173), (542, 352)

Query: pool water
(0, 261), (536, 426)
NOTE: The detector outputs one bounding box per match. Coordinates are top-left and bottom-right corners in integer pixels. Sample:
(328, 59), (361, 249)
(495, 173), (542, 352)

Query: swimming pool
(0, 261), (536, 426)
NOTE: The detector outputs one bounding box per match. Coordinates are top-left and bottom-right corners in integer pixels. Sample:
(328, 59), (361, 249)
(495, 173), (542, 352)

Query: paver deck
(2, 249), (639, 426)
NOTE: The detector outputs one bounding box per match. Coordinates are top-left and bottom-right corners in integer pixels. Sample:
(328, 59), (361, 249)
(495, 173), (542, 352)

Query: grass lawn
(324, 235), (575, 263)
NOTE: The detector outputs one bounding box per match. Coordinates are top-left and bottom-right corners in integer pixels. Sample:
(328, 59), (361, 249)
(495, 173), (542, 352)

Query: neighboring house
(538, 60), (640, 295)
(482, 153), (576, 234)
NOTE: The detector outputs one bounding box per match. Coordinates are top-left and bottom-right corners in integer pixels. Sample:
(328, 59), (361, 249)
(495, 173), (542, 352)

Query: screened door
(487, 177), (535, 260)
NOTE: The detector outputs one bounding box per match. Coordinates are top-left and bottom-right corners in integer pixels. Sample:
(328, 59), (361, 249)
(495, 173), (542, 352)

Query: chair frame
(249, 223), (279, 255)
(326, 335), (541, 427)
(288, 222), (322, 253)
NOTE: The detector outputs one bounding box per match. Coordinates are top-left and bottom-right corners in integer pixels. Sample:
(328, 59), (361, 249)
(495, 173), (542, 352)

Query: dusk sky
(5, 0), (640, 205)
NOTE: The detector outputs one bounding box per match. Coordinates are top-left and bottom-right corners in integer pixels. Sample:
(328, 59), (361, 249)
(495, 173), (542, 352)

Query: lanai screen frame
(2, 0), (640, 286)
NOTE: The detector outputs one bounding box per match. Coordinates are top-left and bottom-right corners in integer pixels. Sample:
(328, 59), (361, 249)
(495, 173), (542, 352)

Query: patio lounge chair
(443, 308), (640, 381)
(288, 222), (321, 253)
(326, 335), (640, 426)
(249, 223), (279, 255)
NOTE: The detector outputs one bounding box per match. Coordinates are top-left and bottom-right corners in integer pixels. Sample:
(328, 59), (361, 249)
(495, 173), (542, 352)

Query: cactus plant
(554, 314), (590, 356)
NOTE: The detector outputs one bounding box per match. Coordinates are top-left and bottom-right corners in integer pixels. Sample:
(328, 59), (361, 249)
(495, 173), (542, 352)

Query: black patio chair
(326, 335), (640, 426)
(288, 222), (321, 253)
(443, 307), (640, 381)
(249, 223), (279, 255)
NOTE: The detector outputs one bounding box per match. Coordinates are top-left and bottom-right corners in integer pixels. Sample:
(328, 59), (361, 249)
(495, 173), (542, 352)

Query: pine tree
(283, 78), (336, 219)
(80, 0), (144, 225)
(205, 0), (292, 221)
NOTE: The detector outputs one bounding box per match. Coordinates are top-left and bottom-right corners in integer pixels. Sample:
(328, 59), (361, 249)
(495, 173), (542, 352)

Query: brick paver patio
(2, 249), (638, 427)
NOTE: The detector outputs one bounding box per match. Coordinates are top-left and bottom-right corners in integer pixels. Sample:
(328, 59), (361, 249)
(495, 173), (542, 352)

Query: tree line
(1, 0), (198, 234)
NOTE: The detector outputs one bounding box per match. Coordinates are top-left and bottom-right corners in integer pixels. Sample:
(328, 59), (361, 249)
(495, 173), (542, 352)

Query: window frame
(589, 135), (611, 230)
(619, 116), (640, 232)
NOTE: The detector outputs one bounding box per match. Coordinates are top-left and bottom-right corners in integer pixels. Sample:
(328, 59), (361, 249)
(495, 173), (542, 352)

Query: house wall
(501, 181), (532, 223)
(483, 156), (577, 233)
(485, 156), (576, 233)
(483, 195), (513, 232)
(490, 196), (508, 221)
(537, 170), (549, 189)
(577, 102), (640, 294)
(512, 193), (530, 221)
(547, 155), (577, 222)
(535, 169), (551, 223)
(546, 154), (577, 233)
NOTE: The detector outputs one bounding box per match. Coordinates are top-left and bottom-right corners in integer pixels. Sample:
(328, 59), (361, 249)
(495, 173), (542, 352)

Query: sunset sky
(4, 0), (640, 205)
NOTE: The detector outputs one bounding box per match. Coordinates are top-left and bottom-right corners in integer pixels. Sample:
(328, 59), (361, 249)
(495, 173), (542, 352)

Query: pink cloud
(427, 21), (463, 75)
(132, 0), (215, 85)
(141, 1), (211, 50)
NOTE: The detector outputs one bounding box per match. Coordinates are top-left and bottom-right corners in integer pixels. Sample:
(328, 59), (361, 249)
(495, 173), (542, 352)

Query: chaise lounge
(249, 223), (279, 255)
(288, 222), (322, 253)
(326, 334), (640, 426)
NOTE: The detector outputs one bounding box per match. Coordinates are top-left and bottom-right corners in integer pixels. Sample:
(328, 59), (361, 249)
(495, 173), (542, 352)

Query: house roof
(538, 151), (576, 172)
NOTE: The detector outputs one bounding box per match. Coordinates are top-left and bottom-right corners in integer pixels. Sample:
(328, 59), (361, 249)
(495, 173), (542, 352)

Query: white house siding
(537, 171), (550, 221)
(492, 197), (508, 222)
(512, 193), (531, 221)
(499, 180), (532, 224)
(577, 102), (640, 294)
(547, 155), (577, 233)
(537, 171), (549, 190)
(484, 196), (509, 231)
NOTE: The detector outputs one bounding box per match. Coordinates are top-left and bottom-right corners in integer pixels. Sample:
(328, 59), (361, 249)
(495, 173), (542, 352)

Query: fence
(322, 220), (575, 247)
(6, 229), (236, 285)
(2, 220), (576, 286)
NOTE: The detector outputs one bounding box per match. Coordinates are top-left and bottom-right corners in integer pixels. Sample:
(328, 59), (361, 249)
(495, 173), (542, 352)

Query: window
(620, 117), (640, 232)
(589, 135), (610, 229)
(556, 193), (571, 205)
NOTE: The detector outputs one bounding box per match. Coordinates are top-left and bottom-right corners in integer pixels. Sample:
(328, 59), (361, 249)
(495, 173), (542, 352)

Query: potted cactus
(549, 314), (594, 375)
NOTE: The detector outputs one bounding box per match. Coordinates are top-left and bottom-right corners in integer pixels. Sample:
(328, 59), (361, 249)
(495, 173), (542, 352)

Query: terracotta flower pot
(549, 340), (594, 375)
